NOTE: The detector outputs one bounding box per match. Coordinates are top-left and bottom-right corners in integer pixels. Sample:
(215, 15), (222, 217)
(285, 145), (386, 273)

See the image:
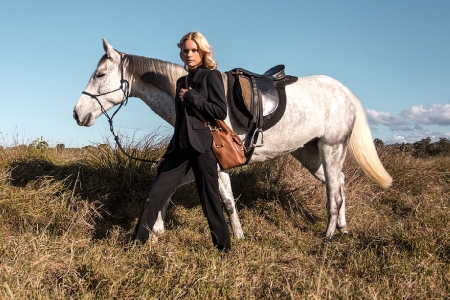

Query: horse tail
(348, 95), (393, 188)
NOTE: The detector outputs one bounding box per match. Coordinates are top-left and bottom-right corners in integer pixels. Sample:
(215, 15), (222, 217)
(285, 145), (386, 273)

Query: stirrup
(251, 128), (264, 148)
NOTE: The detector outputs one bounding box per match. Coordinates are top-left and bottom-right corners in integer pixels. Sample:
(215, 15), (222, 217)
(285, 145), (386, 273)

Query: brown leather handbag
(185, 76), (246, 169)
(191, 109), (246, 170)
(210, 119), (247, 169)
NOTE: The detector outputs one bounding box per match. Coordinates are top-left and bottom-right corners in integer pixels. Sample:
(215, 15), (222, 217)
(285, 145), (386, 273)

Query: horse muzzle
(73, 110), (95, 127)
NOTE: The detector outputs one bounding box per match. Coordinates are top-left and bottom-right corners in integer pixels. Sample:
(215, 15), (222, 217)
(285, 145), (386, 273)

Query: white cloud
(391, 135), (407, 143)
(386, 128), (450, 144)
(414, 124), (428, 130)
(366, 104), (450, 143)
(401, 104), (450, 125)
(389, 125), (413, 131)
(366, 109), (408, 126)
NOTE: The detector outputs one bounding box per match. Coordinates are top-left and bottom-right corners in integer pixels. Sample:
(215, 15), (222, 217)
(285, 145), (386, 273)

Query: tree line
(374, 137), (450, 158)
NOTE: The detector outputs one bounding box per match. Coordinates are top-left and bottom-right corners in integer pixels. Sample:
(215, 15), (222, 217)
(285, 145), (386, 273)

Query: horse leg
(337, 172), (348, 234)
(218, 168), (244, 239)
(319, 141), (348, 241)
(291, 140), (348, 236)
(152, 201), (170, 235)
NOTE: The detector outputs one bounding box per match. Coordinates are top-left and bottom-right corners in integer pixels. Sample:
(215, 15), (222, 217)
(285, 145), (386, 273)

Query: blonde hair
(177, 32), (217, 70)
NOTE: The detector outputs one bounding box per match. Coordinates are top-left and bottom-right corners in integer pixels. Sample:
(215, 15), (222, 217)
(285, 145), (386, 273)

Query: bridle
(81, 52), (158, 163)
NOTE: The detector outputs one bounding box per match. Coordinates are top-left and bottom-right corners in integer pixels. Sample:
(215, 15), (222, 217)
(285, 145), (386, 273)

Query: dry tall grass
(0, 137), (449, 299)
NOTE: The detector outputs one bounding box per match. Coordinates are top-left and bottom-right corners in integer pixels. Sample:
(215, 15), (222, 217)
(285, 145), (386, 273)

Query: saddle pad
(238, 76), (252, 112)
(237, 76), (279, 117)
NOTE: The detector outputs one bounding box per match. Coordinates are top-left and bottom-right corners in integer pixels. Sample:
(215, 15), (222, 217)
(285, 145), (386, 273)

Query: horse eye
(96, 74), (105, 78)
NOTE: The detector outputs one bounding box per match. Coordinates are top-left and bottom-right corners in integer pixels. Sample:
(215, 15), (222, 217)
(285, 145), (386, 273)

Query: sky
(1, 1), (449, 147)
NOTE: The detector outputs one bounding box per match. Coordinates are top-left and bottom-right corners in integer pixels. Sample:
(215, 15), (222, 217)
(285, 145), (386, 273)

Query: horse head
(73, 38), (127, 126)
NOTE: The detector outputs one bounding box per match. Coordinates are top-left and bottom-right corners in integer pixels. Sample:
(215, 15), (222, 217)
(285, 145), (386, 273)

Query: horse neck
(123, 54), (186, 126)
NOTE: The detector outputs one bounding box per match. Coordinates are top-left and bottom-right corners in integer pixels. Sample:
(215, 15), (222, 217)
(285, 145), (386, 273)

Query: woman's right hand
(179, 88), (191, 101)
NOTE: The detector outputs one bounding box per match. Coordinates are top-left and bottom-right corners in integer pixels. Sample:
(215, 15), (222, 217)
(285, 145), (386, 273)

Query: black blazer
(163, 65), (227, 157)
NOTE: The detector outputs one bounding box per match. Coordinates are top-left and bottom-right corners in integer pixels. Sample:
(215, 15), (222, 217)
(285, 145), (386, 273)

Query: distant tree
(373, 138), (384, 148)
(391, 142), (414, 155)
(29, 137), (49, 150)
(436, 137), (450, 156)
(412, 137), (431, 158)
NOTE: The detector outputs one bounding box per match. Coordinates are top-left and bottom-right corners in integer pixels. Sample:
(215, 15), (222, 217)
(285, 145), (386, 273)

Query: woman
(133, 32), (231, 252)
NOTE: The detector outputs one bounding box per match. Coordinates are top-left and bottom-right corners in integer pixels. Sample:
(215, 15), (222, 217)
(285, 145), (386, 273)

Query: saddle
(228, 65), (287, 148)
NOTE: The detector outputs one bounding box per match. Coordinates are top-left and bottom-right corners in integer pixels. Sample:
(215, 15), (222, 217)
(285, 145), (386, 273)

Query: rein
(81, 53), (159, 164)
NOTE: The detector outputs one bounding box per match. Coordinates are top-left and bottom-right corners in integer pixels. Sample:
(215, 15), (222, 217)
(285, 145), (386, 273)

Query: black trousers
(133, 147), (231, 251)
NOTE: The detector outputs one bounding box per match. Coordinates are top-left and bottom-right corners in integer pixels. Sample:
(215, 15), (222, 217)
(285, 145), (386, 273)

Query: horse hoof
(152, 228), (165, 236)
(152, 220), (165, 235)
(338, 226), (349, 234)
(235, 232), (245, 240)
(323, 236), (333, 243)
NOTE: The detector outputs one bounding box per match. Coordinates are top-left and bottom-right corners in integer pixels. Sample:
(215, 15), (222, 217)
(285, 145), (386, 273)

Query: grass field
(0, 137), (449, 299)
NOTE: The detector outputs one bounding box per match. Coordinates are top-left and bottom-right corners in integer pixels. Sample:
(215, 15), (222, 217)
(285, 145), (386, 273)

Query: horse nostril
(73, 110), (79, 122)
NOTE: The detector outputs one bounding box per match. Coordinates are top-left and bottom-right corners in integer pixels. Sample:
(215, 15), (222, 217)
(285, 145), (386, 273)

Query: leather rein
(81, 52), (158, 163)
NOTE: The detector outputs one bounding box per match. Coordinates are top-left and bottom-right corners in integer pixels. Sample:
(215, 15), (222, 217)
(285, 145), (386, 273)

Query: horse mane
(123, 54), (186, 99)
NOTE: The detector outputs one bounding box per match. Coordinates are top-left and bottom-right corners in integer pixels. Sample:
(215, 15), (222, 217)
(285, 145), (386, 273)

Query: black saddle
(234, 64), (286, 80)
(228, 65), (287, 148)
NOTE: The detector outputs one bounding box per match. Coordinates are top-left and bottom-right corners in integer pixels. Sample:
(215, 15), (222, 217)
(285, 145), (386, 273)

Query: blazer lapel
(189, 65), (207, 88)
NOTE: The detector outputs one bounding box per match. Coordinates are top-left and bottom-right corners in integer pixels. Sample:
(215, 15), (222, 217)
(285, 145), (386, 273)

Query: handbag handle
(192, 106), (214, 131)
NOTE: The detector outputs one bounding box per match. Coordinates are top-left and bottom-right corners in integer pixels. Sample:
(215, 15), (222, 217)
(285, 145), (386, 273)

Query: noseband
(82, 51), (130, 126)
(81, 52), (158, 163)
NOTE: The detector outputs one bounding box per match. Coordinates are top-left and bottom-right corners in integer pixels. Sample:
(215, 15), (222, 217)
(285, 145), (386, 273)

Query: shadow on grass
(7, 157), (200, 240)
(7, 154), (324, 240)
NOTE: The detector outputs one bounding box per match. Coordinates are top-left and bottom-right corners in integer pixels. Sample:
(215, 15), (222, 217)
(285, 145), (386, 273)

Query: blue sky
(1, 1), (449, 147)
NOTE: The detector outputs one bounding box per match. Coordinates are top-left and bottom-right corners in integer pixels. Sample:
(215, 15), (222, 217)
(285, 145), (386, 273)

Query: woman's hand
(179, 88), (191, 101)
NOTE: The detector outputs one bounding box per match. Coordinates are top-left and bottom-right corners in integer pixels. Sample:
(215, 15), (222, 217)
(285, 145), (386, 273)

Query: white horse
(73, 38), (392, 241)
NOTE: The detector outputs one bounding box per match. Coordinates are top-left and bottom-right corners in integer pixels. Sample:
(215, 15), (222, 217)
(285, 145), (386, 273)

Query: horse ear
(102, 38), (120, 61)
